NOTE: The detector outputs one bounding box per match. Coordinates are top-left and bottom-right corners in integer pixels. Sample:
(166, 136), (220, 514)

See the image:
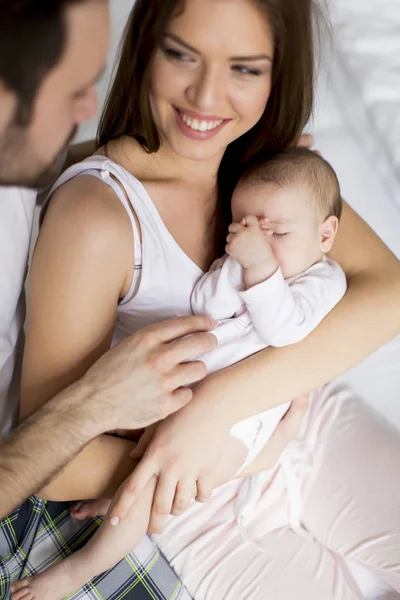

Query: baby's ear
(319, 215), (339, 253)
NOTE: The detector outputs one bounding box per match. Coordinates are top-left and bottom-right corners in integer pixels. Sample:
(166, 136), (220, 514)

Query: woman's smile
(173, 106), (231, 140)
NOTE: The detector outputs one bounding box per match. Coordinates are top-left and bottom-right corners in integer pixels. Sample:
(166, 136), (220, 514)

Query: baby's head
(231, 148), (342, 278)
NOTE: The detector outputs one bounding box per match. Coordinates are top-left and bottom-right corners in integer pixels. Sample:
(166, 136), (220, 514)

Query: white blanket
(314, 4), (400, 597)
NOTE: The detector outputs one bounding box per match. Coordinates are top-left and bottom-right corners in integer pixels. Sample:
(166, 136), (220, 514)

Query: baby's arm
(191, 255), (244, 319)
(241, 259), (347, 346)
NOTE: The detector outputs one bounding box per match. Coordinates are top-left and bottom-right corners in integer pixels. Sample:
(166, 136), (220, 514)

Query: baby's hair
(240, 147), (342, 220)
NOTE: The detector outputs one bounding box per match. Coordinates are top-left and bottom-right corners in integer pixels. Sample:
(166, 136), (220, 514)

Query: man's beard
(0, 124), (78, 189)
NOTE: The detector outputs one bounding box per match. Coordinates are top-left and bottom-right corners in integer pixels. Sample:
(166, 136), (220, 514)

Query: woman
(14, 0), (400, 598)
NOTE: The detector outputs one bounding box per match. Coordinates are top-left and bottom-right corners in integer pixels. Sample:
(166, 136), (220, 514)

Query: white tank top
(48, 155), (204, 347)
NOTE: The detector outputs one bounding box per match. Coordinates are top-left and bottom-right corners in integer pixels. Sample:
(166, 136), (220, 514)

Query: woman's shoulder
(45, 164), (132, 243)
(39, 164), (135, 290)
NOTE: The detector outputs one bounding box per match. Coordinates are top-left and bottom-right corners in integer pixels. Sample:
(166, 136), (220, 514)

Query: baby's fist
(226, 215), (274, 269)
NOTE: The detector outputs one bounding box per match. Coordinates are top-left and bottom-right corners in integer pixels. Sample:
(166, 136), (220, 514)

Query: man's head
(0, 0), (109, 188)
(232, 148), (342, 278)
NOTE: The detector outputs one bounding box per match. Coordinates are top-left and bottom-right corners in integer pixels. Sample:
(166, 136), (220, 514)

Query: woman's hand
(109, 395), (230, 531)
(108, 391), (309, 532)
(297, 132), (321, 155)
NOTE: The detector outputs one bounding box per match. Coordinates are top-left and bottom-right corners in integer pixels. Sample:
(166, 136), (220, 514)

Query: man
(0, 1), (215, 597)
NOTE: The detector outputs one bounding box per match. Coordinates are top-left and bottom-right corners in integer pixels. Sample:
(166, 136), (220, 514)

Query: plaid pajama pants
(0, 497), (192, 600)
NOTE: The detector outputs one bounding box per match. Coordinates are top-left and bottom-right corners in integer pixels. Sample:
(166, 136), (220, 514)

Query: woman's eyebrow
(165, 33), (272, 63)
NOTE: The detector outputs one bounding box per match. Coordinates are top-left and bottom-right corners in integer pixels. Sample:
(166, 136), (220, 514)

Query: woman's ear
(319, 215), (339, 253)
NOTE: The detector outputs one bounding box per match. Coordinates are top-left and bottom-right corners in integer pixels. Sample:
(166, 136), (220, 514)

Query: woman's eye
(232, 65), (262, 77)
(163, 47), (192, 62)
(273, 232), (289, 239)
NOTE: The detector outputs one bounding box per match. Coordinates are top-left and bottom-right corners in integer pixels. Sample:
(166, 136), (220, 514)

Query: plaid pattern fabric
(0, 497), (192, 600)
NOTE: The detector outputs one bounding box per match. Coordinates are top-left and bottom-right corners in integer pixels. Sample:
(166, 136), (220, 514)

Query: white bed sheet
(313, 8), (400, 429)
(329, 0), (400, 196)
(313, 31), (400, 600)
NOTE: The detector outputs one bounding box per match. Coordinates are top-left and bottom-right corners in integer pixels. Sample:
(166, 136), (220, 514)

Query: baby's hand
(226, 215), (278, 288)
(226, 215), (276, 268)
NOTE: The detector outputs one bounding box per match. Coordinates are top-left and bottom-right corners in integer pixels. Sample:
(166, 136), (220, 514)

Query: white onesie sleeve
(191, 255), (245, 320)
(239, 257), (347, 347)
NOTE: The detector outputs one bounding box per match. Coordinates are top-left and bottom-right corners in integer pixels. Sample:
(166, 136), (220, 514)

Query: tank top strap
(43, 155), (144, 303)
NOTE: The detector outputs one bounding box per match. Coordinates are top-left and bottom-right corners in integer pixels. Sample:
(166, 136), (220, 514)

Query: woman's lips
(173, 106), (230, 141)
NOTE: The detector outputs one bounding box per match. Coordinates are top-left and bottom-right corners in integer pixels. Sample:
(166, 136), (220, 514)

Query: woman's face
(149, 0), (274, 164)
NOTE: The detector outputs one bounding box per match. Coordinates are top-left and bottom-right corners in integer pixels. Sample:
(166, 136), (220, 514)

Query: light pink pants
(156, 383), (400, 599)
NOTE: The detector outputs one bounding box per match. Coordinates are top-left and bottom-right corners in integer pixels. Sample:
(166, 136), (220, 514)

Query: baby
(192, 146), (346, 473)
(11, 148), (347, 600)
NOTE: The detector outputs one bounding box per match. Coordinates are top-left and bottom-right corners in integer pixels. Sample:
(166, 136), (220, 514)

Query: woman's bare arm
(38, 435), (137, 501)
(22, 174), (137, 501)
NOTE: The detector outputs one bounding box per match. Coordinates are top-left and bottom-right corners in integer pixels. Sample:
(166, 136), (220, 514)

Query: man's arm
(0, 380), (99, 517)
(0, 312), (216, 520)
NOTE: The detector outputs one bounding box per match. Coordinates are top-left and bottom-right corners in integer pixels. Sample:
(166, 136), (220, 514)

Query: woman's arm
(22, 173), (137, 500)
(39, 434), (137, 501)
(192, 201), (400, 424)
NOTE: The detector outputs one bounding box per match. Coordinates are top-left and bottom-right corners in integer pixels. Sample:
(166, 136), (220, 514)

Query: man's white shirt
(0, 186), (36, 437)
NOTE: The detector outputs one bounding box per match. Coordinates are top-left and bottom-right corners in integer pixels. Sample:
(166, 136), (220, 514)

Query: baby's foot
(70, 498), (111, 520)
(10, 556), (87, 600)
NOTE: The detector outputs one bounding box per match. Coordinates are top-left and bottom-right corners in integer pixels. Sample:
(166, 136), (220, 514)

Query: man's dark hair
(0, 0), (85, 126)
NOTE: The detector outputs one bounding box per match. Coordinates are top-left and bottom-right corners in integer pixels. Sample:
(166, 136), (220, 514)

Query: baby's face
(231, 182), (326, 278)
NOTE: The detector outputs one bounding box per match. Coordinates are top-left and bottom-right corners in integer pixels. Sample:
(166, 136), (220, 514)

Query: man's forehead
(60, 0), (110, 85)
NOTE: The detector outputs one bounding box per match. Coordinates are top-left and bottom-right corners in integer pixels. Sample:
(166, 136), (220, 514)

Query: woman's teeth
(179, 110), (223, 132)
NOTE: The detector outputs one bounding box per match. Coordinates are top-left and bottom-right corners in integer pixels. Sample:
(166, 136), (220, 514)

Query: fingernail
(110, 515), (120, 527)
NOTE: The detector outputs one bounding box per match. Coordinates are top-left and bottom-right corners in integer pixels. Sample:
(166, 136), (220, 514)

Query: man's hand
(81, 316), (217, 434)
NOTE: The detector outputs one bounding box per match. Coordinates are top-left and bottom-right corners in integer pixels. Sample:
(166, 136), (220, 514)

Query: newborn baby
(192, 147), (347, 473)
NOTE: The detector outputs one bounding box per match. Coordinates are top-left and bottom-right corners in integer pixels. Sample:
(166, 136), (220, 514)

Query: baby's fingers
(242, 215), (259, 228)
(228, 222), (244, 234)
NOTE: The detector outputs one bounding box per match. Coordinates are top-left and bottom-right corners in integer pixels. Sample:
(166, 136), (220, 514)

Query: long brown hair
(98, 0), (319, 202)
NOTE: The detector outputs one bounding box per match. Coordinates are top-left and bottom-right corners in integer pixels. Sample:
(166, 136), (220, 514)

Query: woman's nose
(186, 66), (224, 114)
